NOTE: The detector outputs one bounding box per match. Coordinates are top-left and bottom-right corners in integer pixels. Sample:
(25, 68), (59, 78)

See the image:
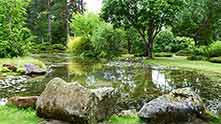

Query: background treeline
(0, 0), (221, 61)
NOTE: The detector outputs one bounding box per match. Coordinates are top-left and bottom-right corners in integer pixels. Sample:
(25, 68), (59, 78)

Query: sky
(84, 0), (102, 13)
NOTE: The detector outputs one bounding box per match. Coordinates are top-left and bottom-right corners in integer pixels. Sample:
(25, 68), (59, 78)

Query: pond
(0, 53), (220, 114)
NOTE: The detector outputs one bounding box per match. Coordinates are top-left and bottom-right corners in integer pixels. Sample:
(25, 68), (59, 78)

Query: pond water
(0, 53), (220, 114)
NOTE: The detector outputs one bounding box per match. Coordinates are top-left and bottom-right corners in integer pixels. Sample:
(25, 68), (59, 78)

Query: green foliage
(91, 24), (126, 58)
(0, 106), (40, 124)
(192, 41), (221, 58)
(27, 0), (84, 44)
(71, 13), (103, 39)
(69, 13), (126, 58)
(187, 55), (207, 61)
(67, 37), (92, 56)
(154, 30), (176, 52)
(154, 30), (194, 53)
(101, 0), (187, 57)
(109, 115), (141, 124)
(0, 0), (33, 58)
(172, 0), (221, 45)
(207, 41), (221, 57)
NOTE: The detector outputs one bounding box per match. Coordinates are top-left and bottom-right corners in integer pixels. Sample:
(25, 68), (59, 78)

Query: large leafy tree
(173, 0), (221, 45)
(101, 0), (186, 58)
(0, 0), (33, 58)
(27, 0), (84, 44)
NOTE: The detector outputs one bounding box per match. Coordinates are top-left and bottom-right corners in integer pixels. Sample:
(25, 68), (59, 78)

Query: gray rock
(24, 64), (46, 75)
(36, 78), (119, 124)
(91, 87), (120, 121)
(138, 88), (206, 123)
(117, 109), (137, 117)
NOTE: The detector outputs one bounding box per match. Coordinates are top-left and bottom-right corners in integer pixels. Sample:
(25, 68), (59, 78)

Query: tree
(27, 0), (85, 44)
(0, 0), (33, 57)
(101, 0), (186, 58)
(172, 0), (221, 45)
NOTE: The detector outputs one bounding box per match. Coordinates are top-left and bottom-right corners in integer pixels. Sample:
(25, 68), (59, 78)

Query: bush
(191, 41), (221, 58)
(71, 13), (103, 39)
(154, 52), (173, 57)
(154, 30), (194, 53)
(209, 57), (221, 63)
(154, 30), (175, 52)
(69, 13), (126, 58)
(187, 55), (207, 61)
(0, 0), (33, 58)
(91, 24), (126, 58)
(67, 37), (93, 56)
(207, 41), (221, 57)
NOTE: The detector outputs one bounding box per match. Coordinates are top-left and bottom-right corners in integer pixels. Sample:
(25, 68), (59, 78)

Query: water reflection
(0, 54), (220, 113)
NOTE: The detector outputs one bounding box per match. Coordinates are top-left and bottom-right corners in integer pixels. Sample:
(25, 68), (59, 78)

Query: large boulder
(7, 96), (38, 108)
(91, 87), (120, 121)
(138, 88), (206, 123)
(36, 78), (119, 124)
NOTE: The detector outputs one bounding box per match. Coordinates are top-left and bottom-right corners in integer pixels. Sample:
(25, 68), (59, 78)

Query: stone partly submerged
(138, 88), (207, 124)
(36, 78), (120, 124)
(24, 64), (46, 75)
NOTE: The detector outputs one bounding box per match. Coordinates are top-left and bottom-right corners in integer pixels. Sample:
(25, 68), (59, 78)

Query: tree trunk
(66, 0), (70, 40)
(48, 0), (52, 43)
(144, 41), (149, 57)
(127, 37), (131, 54)
(147, 39), (153, 58)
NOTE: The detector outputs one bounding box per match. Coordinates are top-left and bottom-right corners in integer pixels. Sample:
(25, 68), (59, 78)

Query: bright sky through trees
(85, 0), (102, 12)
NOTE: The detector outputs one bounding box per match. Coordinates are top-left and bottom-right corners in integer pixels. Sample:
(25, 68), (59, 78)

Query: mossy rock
(209, 57), (221, 63)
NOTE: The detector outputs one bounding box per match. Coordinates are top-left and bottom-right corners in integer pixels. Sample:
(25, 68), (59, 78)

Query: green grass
(144, 56), (221, 74)
(0, 106), (40, 124)
(0, 57), (45, 75)
(109, 115), (142, 124)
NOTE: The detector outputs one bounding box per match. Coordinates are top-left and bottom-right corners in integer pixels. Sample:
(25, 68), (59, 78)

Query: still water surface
(0, 53), (220, 113)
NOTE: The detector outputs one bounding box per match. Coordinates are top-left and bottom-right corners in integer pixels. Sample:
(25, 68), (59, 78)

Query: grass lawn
(144, 56), (221, 75)
(109, 115), (142, 124)
(0, 106), (40, 124)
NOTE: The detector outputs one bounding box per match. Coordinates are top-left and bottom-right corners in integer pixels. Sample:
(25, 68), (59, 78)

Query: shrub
(192, 46), (209, 57)
(207, 41), (221, 57)
(187, 55), (207, 61)
(209, 57), (221, 63)
(67, 37), (93, 56)
(154, 52), (173, 57)
(154, 30), (194, 53)
(154, 30), (175, 52)
(70, 13), (126, 58)
(71, 13), (102, 40)
(91, 24), (126, 58)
